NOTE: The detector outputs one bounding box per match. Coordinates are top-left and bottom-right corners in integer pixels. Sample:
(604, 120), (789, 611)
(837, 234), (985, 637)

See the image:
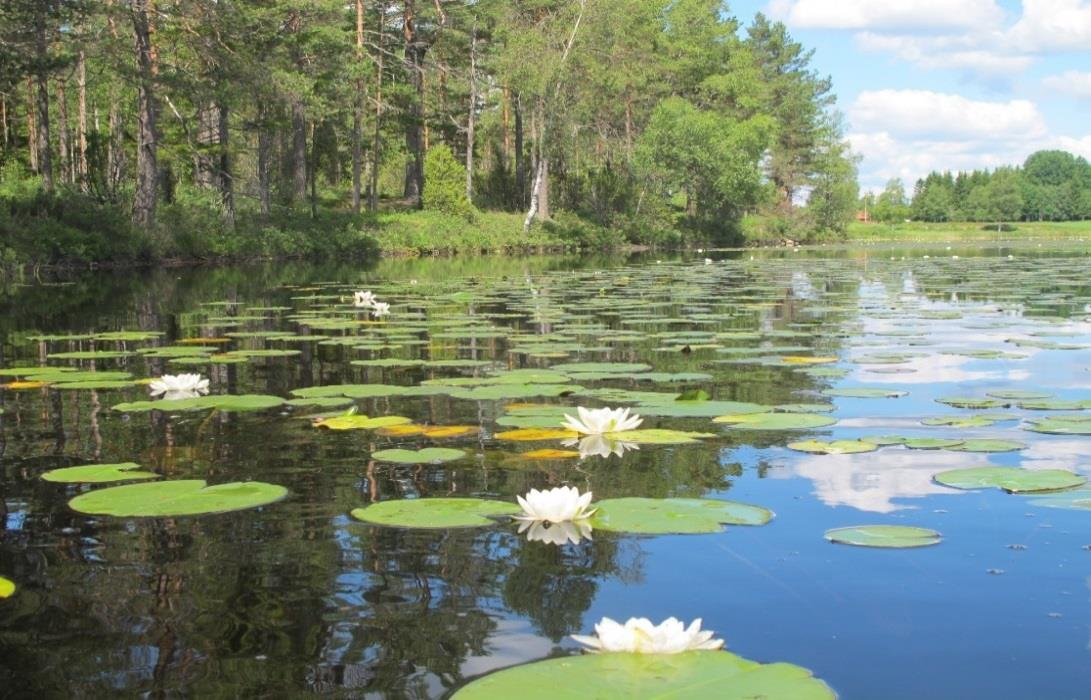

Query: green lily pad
(1027, 488), (1091, 511)
(285, 397), (356, 409)
(451, 650), (833, 700)
(775, 403), (836, 414)
(903, 438), (965, 450)
(0, 576), (13, 598)
(825, 525), (941, 548)
(68, 480), (288, 517)
(371, 448), (466, 464)
(350, 498), (520, 528)
(859, 435), (910, 446)
(47, 350), (134, 360)
(934, 467), (1086, 493)
(713, 413), (836, 430)
(1017, 400), (1086, 410)
(111, 394), (286, 413)
(549, 362), (653, 374)
(590, 497), (772, 534)
(42, 462), (160, 483)
(448, 384), (580, 401)
(314, 415), (412, 430)
(950, 439), (1026, 453)
(822, 388), (907, 399)
(607, 429), (716, 444)
(1024, 415), (1091, 435)
(936, 397), (1009, 409)
(921, 415), (1004, 428)
(638, 400), (765, 418)
(52, 380), (138, 390)
(787, 440), (878, 454)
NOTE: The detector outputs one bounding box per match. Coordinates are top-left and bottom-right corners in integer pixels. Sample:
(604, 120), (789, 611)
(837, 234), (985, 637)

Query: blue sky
(729, 0), (1091, 191)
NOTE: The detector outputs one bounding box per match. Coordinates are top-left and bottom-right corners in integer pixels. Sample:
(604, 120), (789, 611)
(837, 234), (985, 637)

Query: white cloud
(855, 33), (1034, 74)
(1008, 0), (1091, 52)
(768, 0), (1005, 31)
(849, 90), (1047, 140)
(1042, 70), (1091, 99)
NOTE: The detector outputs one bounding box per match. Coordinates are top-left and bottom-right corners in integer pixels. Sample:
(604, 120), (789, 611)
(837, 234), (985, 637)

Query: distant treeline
(0, 0), (858, 266)
(863, 150), (1091, 225)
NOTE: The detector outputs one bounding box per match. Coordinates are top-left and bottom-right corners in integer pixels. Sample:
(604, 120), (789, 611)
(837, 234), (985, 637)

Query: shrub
(422, 145), (476, 221)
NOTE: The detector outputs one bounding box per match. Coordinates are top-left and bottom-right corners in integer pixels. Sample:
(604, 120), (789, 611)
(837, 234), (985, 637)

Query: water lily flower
(353, 290), (377, 308)
(561, 406), (642, 435)
(563, 434), (639, 459)
(571, 617), (724, 654)
(148, 373), (209, 400)
(519, 519), (592, 545)
(704, 258), (713, 265)
(515, 486), (596, 523)
(371, 301), (390, 318)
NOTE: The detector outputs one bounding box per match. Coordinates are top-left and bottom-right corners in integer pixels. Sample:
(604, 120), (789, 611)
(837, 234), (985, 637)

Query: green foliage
(422, 145), (475, 221)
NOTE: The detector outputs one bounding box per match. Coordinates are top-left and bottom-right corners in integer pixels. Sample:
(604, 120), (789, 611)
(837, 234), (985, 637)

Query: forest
(865, 149), (1091, 228)
(0, 0), (856, 265)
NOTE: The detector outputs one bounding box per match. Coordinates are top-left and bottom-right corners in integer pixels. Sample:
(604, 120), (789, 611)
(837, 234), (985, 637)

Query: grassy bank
(846, 220), (1091, 242)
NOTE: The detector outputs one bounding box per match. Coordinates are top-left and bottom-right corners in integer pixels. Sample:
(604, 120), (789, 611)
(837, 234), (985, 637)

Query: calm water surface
(1, 244), (1090, 698)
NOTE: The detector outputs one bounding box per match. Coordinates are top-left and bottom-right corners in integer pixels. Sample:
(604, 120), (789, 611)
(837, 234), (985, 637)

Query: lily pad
(41, 462), (160, 483)
(936, 397), (1009, 409)
(949, 439), (1026, 453)
(934, 467), (1086, 493)
(549, 362), (652, 374)
(314, 415), (412, 430)
(68, 480), (288, 517)
(1027, 488), (1091, 511)
(607, 429), (716, 444)
(903, 438), (965, 450)
(859, 435), (909, 446)
(987, 390), (1052, 400)
(112, 394), (285, 413)
(370, 448), (466, 464)
(713, 413), (836, 430)
(825, 525), (941, 548)
(450, 650), (833, 700)
(1024, 415), (1091, 435)
(637, 400), (765, 418)
(350, 498), (520, 528)
(787, 440), (878, 454)
(0, 576), (13, 598)
(590, 497), (772, 534)
(519, 449), (581, 460)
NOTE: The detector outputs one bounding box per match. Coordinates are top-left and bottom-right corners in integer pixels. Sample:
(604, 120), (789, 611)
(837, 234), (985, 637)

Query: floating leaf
(350, 498), (519, 528)
(495, 428), (579, 441)
(371, 448), (466, 464)
(0, 576), (13, 598)
(1024, 415), (1091, 435)
(934, 467), (1086, 493)
(47, 350), (134, 360)
(936, 397), (1009, 409)
(1017, 400), (1085, 410)
(787, 440), (877, 454)
(2, 380), (52, 390)
(112, 394), (285, 413)
(713, 413), (836, 430)
(781, 355), (838, 364)
(1027, 488), (1091, 511)
(775, 403), (836, 414)
(284, 397), (356, 409)
(314, 415), (412, 430)
(550, 362), (652, 373)
(950, 439), (1026, 453)
(68, 480), (288, 517)
(450, 651), (833, 700)
(825, 525), (941, 548)
(519, 449), (581, 460)
(638, 400), (765, 418)
(52, 380), (138, 390)
(375, 424), (480, 438)
(590, 497), (772, 534)
(859, 435), (909, 446)
(607, 429), (716, 444)
(42, 462), (160, 483)
(903, 438), (965, 450)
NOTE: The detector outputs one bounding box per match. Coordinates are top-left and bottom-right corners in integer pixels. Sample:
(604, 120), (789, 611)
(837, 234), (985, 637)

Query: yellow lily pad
(314, 415), (413, 430)
(0, 576), (14, 598)
(520, 449), (581, 460)
(781, 356), (838, 364)
(2, 380), (52, 390)
(495, 428), (580, 441)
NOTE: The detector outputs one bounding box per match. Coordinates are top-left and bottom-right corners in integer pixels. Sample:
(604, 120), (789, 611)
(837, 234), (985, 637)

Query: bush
(422, 145), (476, 221)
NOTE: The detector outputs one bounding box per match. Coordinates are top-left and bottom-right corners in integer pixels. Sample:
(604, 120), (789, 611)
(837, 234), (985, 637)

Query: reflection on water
(0, 244), (1090, 698)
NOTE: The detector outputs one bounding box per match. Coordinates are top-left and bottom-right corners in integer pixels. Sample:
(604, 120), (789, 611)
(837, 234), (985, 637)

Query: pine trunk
(291, 100), (307, 203)
(131, 0), (158, 229)
(77, 51), (88, 190)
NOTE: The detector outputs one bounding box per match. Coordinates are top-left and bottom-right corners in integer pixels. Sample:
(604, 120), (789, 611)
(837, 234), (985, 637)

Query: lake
(1, 242), (1090, 698)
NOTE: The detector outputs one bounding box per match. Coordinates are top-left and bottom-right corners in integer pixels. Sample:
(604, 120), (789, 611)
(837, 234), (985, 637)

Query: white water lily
(704, 258), (713, 265)
(148, 373), (209, 400)
(519, 519), (592, 545)
(353, 290), (377, 308)
(571, 617), (724, 654)
(563, 434), (639, 460)
(561, 406), (642, 435)
(371, 301), (391, 318)
(515, 486), (596, 523)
